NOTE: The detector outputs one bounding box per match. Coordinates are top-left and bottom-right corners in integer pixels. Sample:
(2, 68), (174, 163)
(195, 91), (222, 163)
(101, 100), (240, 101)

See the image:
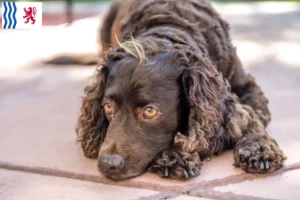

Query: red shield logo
(23, 7), (37, 24)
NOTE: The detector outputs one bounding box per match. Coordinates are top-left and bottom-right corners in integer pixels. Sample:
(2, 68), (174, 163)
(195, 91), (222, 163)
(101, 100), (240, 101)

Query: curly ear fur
(76, 66), (109, 158)
(175, 54), (226, 157)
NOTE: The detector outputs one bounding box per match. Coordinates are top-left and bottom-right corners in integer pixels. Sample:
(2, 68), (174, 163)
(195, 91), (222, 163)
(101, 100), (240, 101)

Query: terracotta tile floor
(0, 2), (300, 200)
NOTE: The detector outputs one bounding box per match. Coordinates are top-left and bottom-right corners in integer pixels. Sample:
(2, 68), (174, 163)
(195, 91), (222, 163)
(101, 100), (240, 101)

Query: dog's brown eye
(143, 107), (158, 119)
(104, 102), (113, 114)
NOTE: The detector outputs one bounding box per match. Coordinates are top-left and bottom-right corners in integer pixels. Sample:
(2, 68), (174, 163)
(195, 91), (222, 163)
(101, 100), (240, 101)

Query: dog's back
(102, 0), (236, 80)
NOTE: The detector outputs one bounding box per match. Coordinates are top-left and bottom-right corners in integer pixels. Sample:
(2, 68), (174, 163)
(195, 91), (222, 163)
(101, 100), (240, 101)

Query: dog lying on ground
(47, 0), (286, 180)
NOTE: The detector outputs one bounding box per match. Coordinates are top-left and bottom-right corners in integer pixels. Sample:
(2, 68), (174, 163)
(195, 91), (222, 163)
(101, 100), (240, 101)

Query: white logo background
(15, 2), (42, 29)
(1, 2), (42, 29)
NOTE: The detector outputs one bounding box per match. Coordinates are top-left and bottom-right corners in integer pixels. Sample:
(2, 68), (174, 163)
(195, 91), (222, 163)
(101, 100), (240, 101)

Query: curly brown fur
(75, 0), (285, 180)
(76, 66), (109, 158)
(227, 99), (286, 173)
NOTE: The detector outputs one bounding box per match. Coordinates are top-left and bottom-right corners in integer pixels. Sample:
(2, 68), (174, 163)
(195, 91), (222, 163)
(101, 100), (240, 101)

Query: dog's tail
(44, 52), (101, 66)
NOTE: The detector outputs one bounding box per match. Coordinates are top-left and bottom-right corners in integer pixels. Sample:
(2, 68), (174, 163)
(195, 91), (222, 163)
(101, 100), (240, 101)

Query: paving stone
(0, 67), (97, 175)
(0, 169), (158, 200)
(213, 169), (300, 200)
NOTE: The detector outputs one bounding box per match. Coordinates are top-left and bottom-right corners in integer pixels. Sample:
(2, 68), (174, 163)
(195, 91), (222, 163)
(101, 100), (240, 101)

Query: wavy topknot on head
(116, 36), (146, 67)
(114, 35), (173, 67)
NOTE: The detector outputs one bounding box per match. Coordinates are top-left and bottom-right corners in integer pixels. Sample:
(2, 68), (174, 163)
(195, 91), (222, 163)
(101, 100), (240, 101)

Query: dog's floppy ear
(176, 55), (225, 155)
(76, 65), (110, 158)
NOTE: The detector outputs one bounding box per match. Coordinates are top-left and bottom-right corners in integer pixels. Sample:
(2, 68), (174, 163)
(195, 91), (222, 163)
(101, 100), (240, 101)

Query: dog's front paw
(234, 139), (286, 173)
(148, 149), (202, 180)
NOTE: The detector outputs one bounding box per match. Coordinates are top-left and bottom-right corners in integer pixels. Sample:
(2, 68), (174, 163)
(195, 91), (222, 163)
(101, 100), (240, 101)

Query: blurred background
(0, 0), (299, 68)
(1, 0), (300, 25)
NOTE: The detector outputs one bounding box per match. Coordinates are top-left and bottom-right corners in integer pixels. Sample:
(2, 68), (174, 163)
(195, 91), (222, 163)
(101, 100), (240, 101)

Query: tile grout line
(181, 162), (300, 192)
(179, 162), (300, 200)
(0, 161), (182, 192)
(137, 187), (278, 200)
(0, 161), (299, 196)
(143, 188), (279, 200)
(143, 162), (300, 200)
(188, 189), (276, 200)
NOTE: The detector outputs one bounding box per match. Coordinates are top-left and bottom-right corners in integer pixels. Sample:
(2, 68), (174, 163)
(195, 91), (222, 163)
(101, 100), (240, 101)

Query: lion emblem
(23, 7), (37, 24)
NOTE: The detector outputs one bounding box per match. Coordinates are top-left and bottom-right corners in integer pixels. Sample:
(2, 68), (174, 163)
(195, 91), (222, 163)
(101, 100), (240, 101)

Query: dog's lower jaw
(102, 172), (142, 181)
(98, 166), (146, 181)
(98, 157), (150, 180)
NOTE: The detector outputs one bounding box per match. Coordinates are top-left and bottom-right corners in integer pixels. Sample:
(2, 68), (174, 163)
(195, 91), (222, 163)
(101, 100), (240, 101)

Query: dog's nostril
(99, 154), (124, 169)
(109, 166), (117, 170)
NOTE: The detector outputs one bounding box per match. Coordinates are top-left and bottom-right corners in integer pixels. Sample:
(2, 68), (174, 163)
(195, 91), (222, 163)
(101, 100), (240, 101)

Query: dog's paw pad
(148, 150), (202, 180)
(234, 141), (286, 173)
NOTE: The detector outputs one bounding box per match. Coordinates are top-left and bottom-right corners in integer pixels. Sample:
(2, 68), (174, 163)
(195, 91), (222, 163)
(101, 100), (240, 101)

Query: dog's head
(76, 38), (225, 180)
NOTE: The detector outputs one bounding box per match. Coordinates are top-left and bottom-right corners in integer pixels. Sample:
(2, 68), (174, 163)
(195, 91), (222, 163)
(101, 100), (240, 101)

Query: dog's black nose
(99, 154), (124, 170)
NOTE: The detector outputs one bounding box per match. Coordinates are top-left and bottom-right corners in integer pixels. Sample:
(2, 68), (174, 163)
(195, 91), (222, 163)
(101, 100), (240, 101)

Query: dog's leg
(229, 51), (271, 126)
(148, 141), (202, 180)
(44, 0), (121, 66)
(224, 94), (286, 173)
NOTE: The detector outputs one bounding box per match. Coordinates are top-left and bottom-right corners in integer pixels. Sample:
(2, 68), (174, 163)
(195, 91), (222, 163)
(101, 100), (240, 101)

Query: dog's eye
(104, 102), (113, 114)
(143, 106), (158, 119)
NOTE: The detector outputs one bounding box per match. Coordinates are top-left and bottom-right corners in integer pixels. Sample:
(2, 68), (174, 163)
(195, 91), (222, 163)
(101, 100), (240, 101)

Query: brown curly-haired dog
(74, 0), (286, 180)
